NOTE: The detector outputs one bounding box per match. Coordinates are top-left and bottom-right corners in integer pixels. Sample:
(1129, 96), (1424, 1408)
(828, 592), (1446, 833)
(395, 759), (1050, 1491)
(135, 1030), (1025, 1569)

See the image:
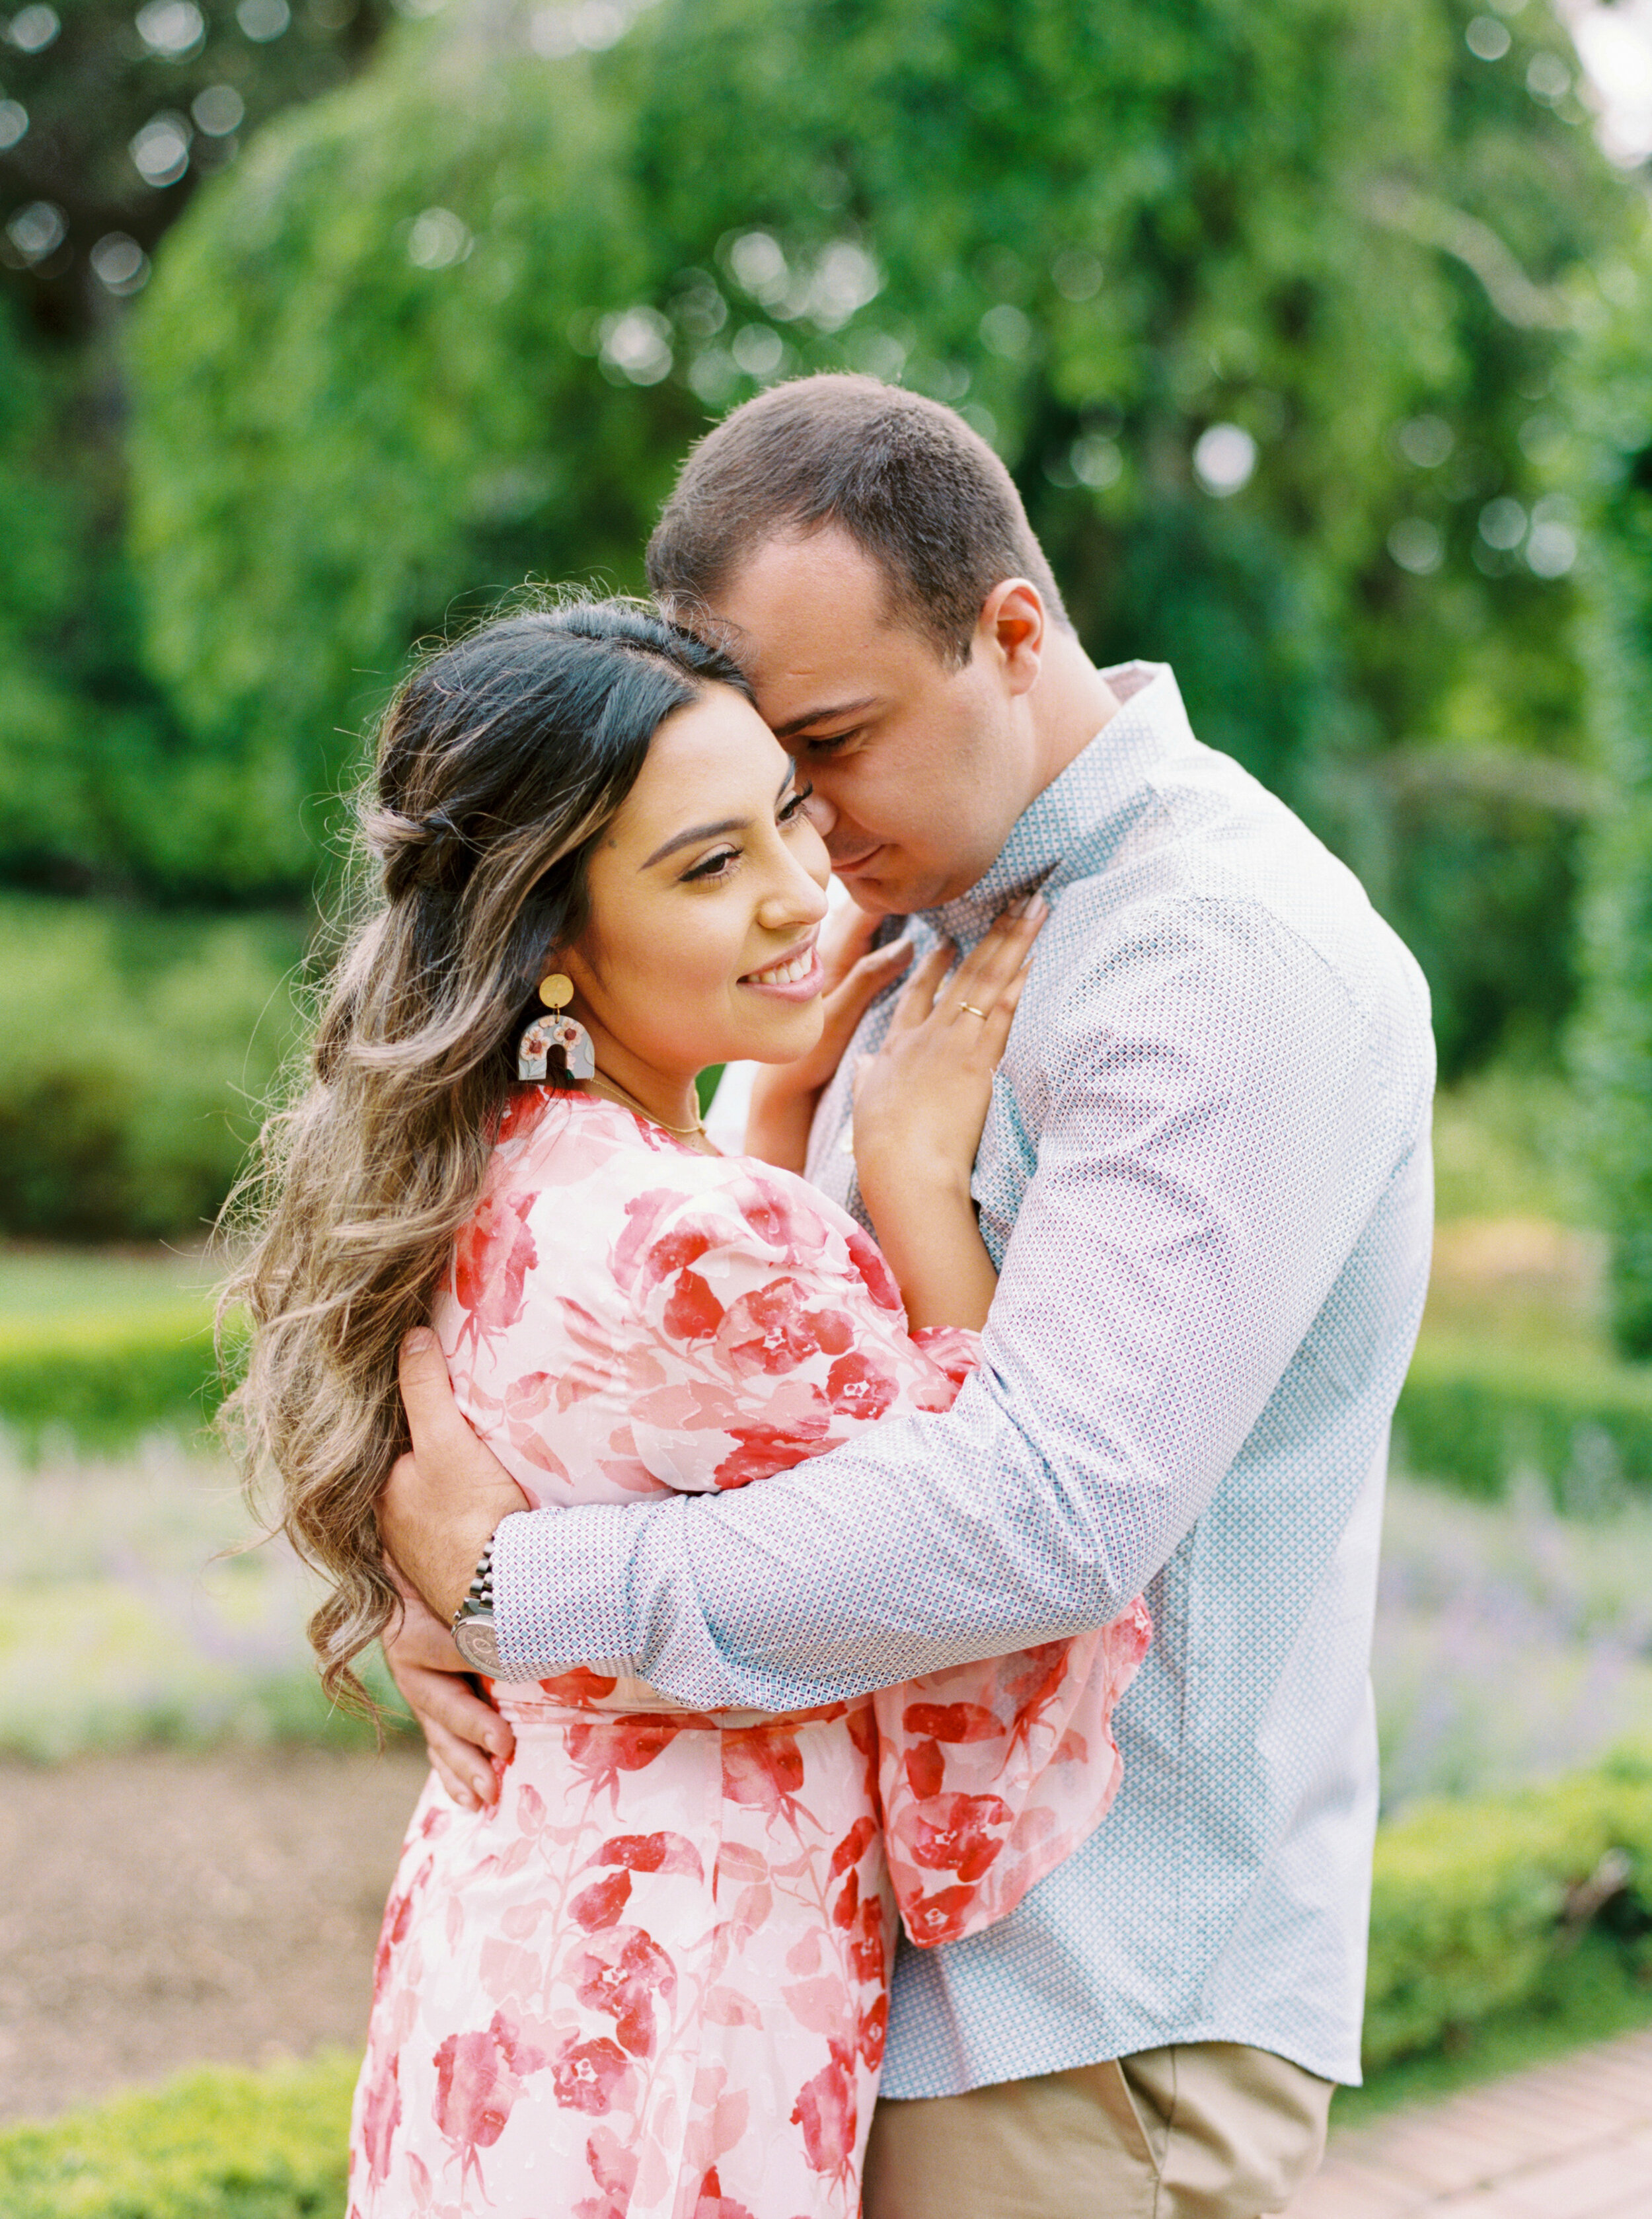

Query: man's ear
(977, 577), (1045, 695)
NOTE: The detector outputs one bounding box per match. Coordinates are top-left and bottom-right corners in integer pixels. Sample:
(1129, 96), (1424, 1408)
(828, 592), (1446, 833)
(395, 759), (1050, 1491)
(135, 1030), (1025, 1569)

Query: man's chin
(836, 863), (948, 918)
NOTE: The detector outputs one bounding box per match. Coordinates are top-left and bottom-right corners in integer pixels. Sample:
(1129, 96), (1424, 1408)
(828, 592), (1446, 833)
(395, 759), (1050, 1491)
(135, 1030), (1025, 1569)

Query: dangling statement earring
(516, 972), (595, 1084)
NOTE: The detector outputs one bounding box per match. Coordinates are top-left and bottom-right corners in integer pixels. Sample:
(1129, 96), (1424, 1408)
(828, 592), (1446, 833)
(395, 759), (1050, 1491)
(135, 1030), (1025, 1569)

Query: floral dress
(350, 1090), (1150, 2219)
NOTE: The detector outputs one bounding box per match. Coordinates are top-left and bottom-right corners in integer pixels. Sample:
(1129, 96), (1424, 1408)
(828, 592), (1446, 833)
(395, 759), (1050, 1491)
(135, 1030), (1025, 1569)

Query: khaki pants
(862, 2041), (1333, 2219)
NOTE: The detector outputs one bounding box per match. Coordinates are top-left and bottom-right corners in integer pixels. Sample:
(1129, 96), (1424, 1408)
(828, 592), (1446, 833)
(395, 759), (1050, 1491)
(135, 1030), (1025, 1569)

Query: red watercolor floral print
(349, 1091), (1149, 2218)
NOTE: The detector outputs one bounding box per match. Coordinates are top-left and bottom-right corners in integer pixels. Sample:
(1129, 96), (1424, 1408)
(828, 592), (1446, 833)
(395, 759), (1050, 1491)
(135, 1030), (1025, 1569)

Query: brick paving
(1280, 2027), (1652, 2217)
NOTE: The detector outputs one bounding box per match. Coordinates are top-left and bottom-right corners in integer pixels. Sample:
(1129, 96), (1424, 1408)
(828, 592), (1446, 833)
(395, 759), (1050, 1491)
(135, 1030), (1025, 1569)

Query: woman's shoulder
(488, 1088), (815, 1222)
(490, 1088), (901, 1300)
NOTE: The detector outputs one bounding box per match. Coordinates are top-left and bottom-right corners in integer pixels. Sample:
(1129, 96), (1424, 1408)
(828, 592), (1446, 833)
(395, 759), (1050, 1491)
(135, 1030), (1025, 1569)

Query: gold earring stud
(539, 973), (574, 1011)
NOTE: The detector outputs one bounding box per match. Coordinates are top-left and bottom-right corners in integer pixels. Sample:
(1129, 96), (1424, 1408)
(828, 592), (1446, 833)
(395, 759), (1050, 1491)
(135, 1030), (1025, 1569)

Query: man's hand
(745, 905), (913, 1171)
(382, 1570), (515, 1811)
(380, 1328), (529, 1624)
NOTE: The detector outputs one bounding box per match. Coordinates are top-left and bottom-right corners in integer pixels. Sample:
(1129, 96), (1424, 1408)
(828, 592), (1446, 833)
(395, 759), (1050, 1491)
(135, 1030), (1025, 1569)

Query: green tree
(0, 0), (394, 903)
(130, 0), (1634, 1057)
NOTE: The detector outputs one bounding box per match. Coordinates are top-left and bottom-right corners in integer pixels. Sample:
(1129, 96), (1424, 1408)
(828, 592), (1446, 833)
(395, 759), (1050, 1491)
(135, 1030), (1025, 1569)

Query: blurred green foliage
(0, 0), (390, 339)
(121, 0), (1635, 1072)
(0, 0), (1640, 1229)
(1570, 250), (1652, 1355)
(0, 2050), (355, 2216)
(1397, 1344), (1652, 1507)
(0, 0), (395, 905)
(0, 895), (304, 1237)
(1364, 1741), (1652, 2070)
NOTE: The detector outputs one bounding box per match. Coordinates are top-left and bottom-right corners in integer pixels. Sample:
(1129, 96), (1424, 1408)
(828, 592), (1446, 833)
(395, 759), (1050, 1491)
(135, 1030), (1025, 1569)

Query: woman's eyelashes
(679, 788), (815, 882)
(681, 845), (739, 884)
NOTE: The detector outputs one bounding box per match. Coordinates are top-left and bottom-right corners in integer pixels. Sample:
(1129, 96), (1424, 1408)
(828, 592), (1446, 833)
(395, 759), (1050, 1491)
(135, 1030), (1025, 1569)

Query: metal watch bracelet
(451, 1536), (503, 1676)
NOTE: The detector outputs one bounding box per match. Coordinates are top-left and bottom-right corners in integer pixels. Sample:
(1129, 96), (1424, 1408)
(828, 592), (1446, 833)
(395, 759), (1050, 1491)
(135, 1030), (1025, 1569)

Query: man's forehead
(706, 527), (920, 716)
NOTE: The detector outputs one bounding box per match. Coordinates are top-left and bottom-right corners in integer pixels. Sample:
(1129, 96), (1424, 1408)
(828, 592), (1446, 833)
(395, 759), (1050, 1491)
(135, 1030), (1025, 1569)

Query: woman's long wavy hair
(221, 596), (751, 1709)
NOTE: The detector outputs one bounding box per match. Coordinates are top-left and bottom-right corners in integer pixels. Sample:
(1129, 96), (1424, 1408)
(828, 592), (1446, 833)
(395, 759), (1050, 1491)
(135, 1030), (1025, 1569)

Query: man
(382, 375), (1435, 2218)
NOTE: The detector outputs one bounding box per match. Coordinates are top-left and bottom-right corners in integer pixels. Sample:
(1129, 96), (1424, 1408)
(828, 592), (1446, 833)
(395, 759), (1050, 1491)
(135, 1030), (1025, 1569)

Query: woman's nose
(757, 858), (829, 931)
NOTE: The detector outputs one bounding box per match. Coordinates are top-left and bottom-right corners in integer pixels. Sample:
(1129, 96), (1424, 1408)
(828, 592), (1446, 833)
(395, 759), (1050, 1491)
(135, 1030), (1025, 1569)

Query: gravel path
(0, 1744), (428, 2121)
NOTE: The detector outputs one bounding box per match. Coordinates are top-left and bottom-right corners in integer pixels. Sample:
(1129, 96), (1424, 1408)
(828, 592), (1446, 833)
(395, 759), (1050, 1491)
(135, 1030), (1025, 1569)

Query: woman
(227, 599), (1148, 2219)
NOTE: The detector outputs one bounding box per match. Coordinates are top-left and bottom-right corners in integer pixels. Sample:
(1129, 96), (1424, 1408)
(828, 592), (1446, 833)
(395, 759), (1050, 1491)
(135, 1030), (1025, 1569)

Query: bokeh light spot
(599, 305), (671, 383)
(845, 326), (907, 381)
(1466, 15), (1512, 61)
(235, 0), (289, 40)
(730, 322), (783, 379)
(1479, 497), (1527, 550)
(130, 113), (191, 186)
(1051, 248), (1103, 302)
(1193, 422), (1257, 496)
(1400, 415), (1454, 468)
(1526, 51), (1570, 104)
(1388, 518), (1445, 574)
(5, 196), (62, 262)
(406, 206), (471, 269)
(0, 98), (26, 150)
(1070, 433), (1122, 489)
(979, 301), (1033, 360)
(192, 83), (244, 136)
(135, 0), (205, 57)
(1526, 521), (1577, 577)
(5, 5), (57, 52)
(806, 241), (880, 331)
(91, 232), (150, 295)
(728, 231), (788, 306)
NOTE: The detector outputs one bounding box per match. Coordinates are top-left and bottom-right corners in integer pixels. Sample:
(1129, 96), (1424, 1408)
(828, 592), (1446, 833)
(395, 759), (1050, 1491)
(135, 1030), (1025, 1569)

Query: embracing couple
(232, 375), (1434, 2219)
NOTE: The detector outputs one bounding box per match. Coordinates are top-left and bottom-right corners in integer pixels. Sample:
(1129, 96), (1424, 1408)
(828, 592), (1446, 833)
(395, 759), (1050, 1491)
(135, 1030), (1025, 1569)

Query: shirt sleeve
(492, 896), (1419, 1709)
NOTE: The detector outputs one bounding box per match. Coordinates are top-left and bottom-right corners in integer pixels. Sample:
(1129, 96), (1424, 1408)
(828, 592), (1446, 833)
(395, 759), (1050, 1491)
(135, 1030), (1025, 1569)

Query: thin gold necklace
(586, 1070), (708, 1143)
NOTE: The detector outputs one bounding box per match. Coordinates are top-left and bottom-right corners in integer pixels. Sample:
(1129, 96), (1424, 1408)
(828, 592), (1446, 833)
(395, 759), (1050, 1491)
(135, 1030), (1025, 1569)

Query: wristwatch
(451, 1537), (504, 1676)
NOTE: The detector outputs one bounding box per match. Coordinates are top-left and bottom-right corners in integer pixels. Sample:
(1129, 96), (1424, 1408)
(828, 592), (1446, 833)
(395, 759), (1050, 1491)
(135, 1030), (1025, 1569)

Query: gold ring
(957, 1001), (989, 1018)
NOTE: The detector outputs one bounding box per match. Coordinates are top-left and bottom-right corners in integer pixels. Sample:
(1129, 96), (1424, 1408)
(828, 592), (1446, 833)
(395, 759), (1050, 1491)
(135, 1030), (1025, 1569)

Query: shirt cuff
(490, 1503), (640, 1678)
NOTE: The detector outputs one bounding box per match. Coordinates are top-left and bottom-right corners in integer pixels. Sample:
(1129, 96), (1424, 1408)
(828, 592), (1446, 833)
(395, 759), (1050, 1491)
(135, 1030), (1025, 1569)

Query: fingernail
(472, 1774), (491, 1800)
(402, 1326), (435, 1355)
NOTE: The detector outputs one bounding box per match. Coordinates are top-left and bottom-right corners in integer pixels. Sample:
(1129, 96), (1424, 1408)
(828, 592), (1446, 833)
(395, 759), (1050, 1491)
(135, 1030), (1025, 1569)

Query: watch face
(453, 1614), (502, 1678)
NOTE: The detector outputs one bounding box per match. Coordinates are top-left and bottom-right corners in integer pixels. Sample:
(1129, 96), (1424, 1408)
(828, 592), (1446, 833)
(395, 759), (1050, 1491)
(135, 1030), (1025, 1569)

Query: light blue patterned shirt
(492, 661), (1435, 2091)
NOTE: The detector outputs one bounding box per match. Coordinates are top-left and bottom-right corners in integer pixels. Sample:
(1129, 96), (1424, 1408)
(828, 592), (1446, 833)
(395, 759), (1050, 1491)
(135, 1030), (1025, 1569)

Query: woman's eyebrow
(642, 817), (747, 869)
(640, 772), (795, 870)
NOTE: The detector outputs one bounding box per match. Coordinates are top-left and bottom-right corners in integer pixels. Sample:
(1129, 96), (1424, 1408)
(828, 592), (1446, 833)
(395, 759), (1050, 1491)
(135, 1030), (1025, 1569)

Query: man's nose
(802, 788), (838, 837)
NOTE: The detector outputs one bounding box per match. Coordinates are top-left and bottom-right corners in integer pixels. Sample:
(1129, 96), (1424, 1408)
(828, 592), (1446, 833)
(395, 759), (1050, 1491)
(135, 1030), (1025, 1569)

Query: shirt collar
(923, 661), (1195, 948)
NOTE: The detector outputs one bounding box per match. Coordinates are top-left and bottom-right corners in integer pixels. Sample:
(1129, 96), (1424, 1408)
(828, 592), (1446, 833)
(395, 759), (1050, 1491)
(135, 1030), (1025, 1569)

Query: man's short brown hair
(646, 374), (1072, 667)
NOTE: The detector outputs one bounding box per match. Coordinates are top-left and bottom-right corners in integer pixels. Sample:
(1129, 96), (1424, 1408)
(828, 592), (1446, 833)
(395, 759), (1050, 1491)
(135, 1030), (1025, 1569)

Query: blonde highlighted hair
(220, 597), (751, 1706)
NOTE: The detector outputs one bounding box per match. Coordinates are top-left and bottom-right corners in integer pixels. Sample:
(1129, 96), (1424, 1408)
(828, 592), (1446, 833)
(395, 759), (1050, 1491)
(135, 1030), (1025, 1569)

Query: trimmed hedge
(1365, 1743), (1652, 2070)
(0, 1310), (227, 1452)
(1396, 1337), (1652, 1506)
(0, 2053), (354, 2217)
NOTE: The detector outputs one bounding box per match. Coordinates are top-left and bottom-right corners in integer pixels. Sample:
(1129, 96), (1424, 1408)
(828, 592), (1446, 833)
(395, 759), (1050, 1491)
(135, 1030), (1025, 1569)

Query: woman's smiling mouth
(741, 934), (823, 997)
